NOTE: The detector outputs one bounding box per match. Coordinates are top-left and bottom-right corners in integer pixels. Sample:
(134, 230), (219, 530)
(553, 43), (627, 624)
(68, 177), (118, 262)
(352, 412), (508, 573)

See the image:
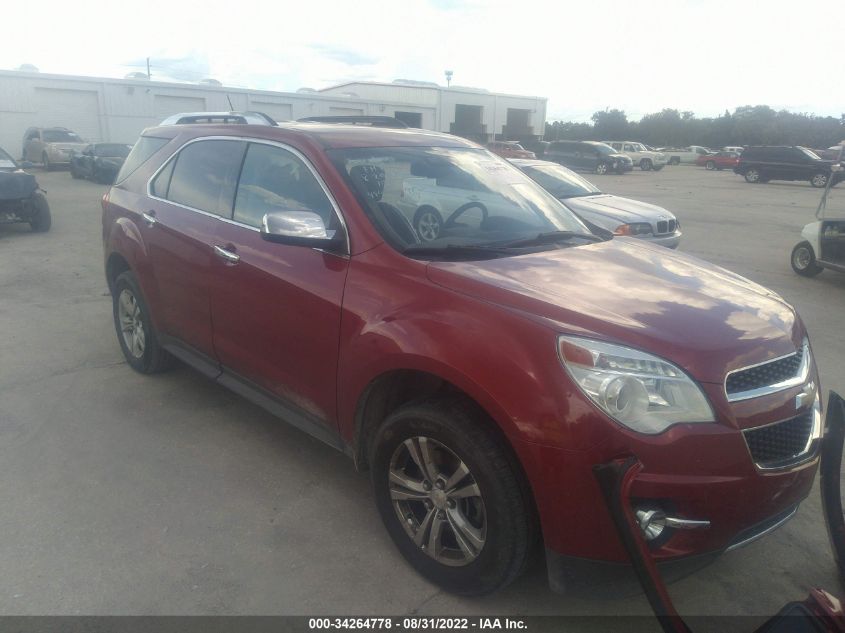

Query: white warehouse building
(0, 70), (547, 156)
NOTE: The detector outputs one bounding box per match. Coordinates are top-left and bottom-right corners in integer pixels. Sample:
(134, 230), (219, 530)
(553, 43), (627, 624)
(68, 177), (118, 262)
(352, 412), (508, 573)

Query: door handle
(142, 211), (157, 227)
(213, 244), (240, 264)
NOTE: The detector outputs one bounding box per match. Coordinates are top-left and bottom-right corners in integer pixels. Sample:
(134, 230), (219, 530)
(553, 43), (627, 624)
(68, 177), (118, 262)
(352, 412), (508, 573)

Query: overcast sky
(3, 0), (843, 122)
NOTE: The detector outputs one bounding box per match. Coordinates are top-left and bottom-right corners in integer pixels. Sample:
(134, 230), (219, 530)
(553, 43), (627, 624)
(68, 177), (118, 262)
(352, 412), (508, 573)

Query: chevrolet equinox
(102, 117), (822, 595)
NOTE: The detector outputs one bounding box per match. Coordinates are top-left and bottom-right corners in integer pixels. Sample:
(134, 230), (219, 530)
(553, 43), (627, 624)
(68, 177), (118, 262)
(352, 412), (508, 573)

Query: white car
(659, 145), (714, 165)
(603, 141), (667, 171)
(511, 159), (681, 248)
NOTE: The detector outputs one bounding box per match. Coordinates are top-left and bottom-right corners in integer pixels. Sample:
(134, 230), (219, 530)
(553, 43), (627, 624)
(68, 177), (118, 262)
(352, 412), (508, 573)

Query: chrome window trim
(145, 135), (350, 256)
(724, 340), (810, 403)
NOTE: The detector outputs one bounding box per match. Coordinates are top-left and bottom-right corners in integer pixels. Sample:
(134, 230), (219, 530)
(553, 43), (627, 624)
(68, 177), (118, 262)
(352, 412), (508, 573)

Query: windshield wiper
(402, 244), (513, 260)
(489, 231), (605, 248)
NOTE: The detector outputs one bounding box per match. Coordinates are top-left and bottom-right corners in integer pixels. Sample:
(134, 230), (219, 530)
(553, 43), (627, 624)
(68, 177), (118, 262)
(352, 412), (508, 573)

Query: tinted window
(233, 143), (334, 228)
(167, 140), (246, 217)
(151, 157), (176, 198)
(116, 136), (169, 183)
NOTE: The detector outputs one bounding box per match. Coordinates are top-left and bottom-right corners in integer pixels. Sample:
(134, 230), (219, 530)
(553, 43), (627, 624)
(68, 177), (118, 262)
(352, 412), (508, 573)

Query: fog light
(635, 508), (667, 541)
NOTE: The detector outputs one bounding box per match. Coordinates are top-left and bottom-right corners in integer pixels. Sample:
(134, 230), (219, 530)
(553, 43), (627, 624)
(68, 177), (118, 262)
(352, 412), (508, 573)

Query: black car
(544, 140), (633, 175)
(70, 143), (132, 184)
(734, 146), (843, 188)
(0, 146), (51, 232)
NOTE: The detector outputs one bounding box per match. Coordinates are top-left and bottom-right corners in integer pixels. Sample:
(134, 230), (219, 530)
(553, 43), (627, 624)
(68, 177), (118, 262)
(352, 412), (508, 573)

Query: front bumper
(642, 230), (681, 249)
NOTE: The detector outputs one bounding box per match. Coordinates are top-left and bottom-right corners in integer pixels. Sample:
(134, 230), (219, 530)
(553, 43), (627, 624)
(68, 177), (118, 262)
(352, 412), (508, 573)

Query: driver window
(233, 143), (334, 229)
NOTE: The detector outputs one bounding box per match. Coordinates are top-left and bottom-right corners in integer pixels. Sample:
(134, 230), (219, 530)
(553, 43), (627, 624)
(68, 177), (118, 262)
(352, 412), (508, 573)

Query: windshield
(43, 130), (83, 143)
(95, 144), (131, 158)
(520, 163), (601, 198)
(0, 147), (16, 168)
(328, 147), (593, 259)
(799, 147), (822, 160)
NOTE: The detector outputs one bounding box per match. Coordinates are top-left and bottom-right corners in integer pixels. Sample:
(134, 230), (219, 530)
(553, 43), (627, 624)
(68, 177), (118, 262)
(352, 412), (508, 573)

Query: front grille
(743, 411), (814, 468)
(655, 219), (676, 234)
(726, 353), (802, 396)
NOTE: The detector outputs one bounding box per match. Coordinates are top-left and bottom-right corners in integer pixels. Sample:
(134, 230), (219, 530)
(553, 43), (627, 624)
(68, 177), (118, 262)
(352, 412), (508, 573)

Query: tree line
(544, 106), (845, 150)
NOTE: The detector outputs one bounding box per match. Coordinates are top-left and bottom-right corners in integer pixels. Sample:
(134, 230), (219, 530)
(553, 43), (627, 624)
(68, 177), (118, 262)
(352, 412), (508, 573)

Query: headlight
(558, 335), (715, 434)
(614, 222), (652, 236)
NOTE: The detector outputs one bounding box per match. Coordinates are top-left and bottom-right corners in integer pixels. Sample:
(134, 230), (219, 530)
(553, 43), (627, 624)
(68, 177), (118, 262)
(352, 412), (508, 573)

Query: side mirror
(261, 211), (344, 250)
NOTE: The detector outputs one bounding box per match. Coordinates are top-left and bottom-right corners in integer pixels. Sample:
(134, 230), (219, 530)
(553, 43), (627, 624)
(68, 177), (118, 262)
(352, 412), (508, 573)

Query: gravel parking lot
(1, 165), (844, 625)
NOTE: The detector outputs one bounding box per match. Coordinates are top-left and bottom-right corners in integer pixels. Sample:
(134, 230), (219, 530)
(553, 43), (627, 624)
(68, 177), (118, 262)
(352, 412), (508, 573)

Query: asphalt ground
(1, 164), (844, 629)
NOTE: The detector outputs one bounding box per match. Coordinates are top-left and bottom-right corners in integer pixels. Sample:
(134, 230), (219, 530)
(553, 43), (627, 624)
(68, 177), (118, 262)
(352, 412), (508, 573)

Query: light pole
(444, 70), (453, 87)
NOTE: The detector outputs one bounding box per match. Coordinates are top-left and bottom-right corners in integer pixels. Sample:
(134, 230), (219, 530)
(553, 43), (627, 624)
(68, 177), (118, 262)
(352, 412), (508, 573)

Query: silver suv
(22, 127), (87, 170)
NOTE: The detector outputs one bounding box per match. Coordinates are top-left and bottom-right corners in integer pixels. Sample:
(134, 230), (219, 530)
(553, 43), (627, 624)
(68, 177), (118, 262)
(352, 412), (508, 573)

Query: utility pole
(146, 57), (151, 80)
(445, 70), (453, 87)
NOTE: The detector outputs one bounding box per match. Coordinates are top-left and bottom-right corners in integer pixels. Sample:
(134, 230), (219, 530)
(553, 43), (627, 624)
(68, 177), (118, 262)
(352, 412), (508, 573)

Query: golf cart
(792, 144), (845, 277)
(596, 390), (845, 632)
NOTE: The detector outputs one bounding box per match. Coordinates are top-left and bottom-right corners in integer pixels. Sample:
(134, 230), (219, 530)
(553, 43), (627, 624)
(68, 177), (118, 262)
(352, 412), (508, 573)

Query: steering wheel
(444, 201), (488, 229)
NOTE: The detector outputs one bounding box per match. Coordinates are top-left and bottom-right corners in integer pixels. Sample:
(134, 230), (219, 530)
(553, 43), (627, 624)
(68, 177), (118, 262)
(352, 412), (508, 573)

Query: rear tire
(669, 157), (680, 165)
(744, 168), (762, 183)
(370, 397), (536, 596)
(112, 271), (174, 373)
(28, 191), (51, 232)
(705, 160), (716, 171)
(639, 159), (652, 171)
(595, 162), (609, 175)
(791, 241), (823, 277)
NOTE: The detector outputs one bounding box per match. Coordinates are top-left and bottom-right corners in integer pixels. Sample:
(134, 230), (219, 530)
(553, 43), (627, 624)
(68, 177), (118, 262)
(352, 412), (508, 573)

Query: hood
(563, 194), (673, 225)
(0, 170), (38, 201)
(426, 239), (800, 384)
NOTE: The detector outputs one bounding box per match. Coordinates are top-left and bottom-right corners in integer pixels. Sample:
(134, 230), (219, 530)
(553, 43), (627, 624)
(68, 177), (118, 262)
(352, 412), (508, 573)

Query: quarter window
(167, 140), (247, 217)
(233, 143), (334, 228)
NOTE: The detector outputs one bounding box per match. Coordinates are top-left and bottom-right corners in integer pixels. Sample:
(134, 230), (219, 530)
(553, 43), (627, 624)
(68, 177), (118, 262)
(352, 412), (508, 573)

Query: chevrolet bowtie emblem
(796, 382), (817, 410)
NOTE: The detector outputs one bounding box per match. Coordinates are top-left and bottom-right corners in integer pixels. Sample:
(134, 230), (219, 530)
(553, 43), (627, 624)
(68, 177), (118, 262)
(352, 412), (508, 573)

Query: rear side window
(150, 157), (176, 198)
(233, 143), (334, 228)
(116, 136), (169, 183)
(167, 140), (247, 217)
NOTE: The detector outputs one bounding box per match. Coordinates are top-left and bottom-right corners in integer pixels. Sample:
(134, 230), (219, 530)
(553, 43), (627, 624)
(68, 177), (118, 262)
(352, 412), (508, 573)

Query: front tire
(413, 206), (443, 242)
(705, 160), (716, 171)
(28, 191), (51, 232)
(595, 162), (609, 175)
(639, 159), (652, 171)
(370, 398), (536, 596)
(811, 172), (829, 188)
(112, 271), (173, 373)
(791, 241), (823, 277)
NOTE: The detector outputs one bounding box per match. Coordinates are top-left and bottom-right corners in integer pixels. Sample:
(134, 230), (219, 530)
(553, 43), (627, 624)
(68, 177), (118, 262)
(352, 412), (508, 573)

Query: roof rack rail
(297, 116), (408, 129)
(159, 111), (278, 126)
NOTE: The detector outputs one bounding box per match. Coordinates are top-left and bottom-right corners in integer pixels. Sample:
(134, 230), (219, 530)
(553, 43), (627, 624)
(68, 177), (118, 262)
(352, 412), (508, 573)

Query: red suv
(103, 115), (822, 596)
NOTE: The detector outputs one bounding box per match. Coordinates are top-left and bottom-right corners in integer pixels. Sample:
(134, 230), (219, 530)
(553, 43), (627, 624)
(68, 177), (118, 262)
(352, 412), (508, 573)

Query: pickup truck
(603, 141), (667, 171)
(659, 145), (714, 165)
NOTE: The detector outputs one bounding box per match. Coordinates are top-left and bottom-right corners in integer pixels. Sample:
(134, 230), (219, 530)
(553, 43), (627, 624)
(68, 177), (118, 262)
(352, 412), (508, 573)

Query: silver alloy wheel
(812, 173), (828, 187)
(746, 169), (759, 182)
(389, 436), (487, 567)
(793, 245), (812, 270)
(596, 163), (608, 175)
(416, 210), (442, 241)
(118, 289), (146, 359)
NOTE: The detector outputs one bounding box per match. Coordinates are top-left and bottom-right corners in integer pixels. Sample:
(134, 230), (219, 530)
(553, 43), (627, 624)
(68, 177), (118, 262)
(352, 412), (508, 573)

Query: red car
(103, 115), (821, 596)
(486, 140), (535, 159)
(696, 150), (740, 170)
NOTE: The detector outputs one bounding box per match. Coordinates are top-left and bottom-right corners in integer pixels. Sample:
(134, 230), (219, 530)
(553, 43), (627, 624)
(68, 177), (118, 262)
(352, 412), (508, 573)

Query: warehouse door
(154, 95), (206, 119)
(450, 104), (486, 142)
(395, 111), (422, 128)
(250, 102), (292, 122)
(504, 108), (533, 139)
(34, 88), (101, 142)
